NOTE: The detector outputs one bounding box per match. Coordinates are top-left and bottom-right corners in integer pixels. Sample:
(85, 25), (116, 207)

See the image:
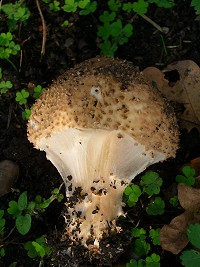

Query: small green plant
(7, 191), (32, 235)
(24, 235), (52, 259)
(131, 227), (151, 257)
(180, 224), (200, 267)
(123, 183), (142, 207)
(191, 0), (200, 14)
(97, 11), (133, 56)
(176, 165), (196, 186)
(33, 85), (45, 99)
(0, 80), (13, 94)
(146, 197), (165, 215)
(126, 258), (146, 267)
(140, 171), (163, 196)
(7, 188), (64, 235)
(1, 1), (30, 31)
(22, 108), (31, 120)
(0, 32), (20, 60)
(149, 228), (160, 245)
(127, 227), (161, 267)
(15, 89), (30, 105)
(169, 195), (179, 207)
(0, 248), (5, 258)
(0, 210), (5, 236)
(145, 253), (160, 267)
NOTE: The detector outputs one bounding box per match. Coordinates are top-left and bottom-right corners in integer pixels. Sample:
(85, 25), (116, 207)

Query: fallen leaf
(160, 181), (200, 254)
(143, 60), (200, 131)
(178, 183), (200, 210)
(160, 212), (190, 254)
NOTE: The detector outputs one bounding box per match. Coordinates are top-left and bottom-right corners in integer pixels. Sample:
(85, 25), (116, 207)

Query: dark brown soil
(0, 0), (200, 266)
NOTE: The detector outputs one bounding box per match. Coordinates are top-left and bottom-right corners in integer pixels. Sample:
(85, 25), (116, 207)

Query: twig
(35, 0), (47, 57)
(141, 14), (169, 34)
(6, 103), (12, 129)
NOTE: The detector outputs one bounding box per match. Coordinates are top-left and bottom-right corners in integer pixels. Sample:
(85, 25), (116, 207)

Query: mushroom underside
(38, 127), (165, 248)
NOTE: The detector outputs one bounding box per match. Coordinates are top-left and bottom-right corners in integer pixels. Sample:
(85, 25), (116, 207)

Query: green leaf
(0, 210), (4, 219)
(191, 0), (200, 14)
(62, 0), (78, 12)
(141, 171), (163, 196)
(99, 40), (117, 56)
(131, 227), (146, 238)
(24, 241), (38, 258)
(24, 235), (51, 258)
(182, 166), (196, 177)
(27, 201), (36, 212)
(0, 248), (5, 258)
(123, 3), (134, 13)
(180, 249), (200, 267)
(124, 186), (133, 195)
(126, 258), (146, 267)
(18, 191), (28, 211)
(176, 166), (196, 186)
(133, 0), (149, 15)
(169, 195), (179, 207)
(7, 200), (21, 217)
(108, 0), (122, 12)
(22, 108), (31, 120)
(15, 89), (29, 105)
(78, 0), (90, 9)
(146, 197), (165, 215)
(149, 228), (160, 245)
(123, 23), (133, 37)
(16, 214), (31, 235)
(134, 237), (151, 257)
(99, 11), (116, 23)
(146, 253), (160, 267)
(32, 241), (45, 257)
(148, 0), (174, 8)
(187, 224), (200, 249)
(110, 20), (122, 37)
(79, 1), (97, 15)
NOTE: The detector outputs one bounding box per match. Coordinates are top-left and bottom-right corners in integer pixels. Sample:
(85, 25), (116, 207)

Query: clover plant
(123, 183), (142, 207)
(146, 197), (165, 215)
(7, 188), (64, 235)
(1, 1), (30, 31)
(15, 89), (30, 105)
(24, 235), (52, 259)
(180, 224), (200, 267)
(176, 165), (196, 186)
(149, 228), (160, 245)
(169, 195), (179, 207)
(0, 32), (20, 60)
(140, 171), (163, 196)
(190, 0), (200, 14)
(0, 210), (5, 236)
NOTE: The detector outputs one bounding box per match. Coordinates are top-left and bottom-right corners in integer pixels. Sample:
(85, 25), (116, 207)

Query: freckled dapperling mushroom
(27, 57), (179, 255)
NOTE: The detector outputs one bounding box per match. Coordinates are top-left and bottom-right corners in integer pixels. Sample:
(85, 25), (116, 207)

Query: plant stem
(141, 14), (169, 34)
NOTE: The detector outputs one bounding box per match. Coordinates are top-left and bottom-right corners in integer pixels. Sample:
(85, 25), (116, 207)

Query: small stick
(35, 0), (47, 57)
(141, 14), (169, 34)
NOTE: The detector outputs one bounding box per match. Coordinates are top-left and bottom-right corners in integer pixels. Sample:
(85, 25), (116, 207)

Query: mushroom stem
(38, 127), (165, 247)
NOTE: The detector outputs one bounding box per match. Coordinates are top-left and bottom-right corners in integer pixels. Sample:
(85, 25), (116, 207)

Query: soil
(0, 0), (200, 266)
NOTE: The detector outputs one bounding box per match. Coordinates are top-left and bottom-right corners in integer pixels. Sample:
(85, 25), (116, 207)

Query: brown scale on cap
(27, 56), (179, 257)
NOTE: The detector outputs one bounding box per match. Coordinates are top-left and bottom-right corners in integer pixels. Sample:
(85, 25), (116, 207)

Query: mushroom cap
(28, 56), (178, 158)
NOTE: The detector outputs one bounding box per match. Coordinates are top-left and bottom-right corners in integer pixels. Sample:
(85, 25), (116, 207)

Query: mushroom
(27, 57), (179, 253)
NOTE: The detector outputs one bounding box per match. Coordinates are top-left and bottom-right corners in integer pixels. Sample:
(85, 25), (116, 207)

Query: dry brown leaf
(190, 157), (200, 176)
(160, 212), (190, 254)
(178, 183), (200, 210)
(160, 181), (200, 254)
(143, 60), (200, 131)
